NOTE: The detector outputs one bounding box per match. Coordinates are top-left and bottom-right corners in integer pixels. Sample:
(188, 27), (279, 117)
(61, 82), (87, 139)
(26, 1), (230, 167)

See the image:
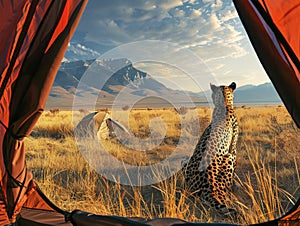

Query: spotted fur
(183, 82), (238, 216)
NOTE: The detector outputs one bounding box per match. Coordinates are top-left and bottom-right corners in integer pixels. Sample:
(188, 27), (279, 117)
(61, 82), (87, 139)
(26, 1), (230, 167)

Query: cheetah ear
(210, 83), (218, 92)
(229, 82), (236, 91)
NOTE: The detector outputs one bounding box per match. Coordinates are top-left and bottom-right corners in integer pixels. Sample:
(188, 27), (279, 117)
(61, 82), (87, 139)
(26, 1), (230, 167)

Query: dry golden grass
(25, 106), (300, 224)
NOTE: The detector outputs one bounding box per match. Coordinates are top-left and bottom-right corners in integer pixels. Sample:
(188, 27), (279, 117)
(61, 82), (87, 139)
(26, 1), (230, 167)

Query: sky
(70, 0), (271, 92)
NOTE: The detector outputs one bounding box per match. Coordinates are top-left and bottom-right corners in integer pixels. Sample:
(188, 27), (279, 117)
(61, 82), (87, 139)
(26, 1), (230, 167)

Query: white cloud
(72, 0), (270, 86)
(211, 0), (223, 10)
(158, 0), (183, 10)
(79, 0), (246, 56)
(202, 0), (211, 4)
(221, 8), (239, 22)
(171, 8), (185, 17)
(189, 8), (202, 18)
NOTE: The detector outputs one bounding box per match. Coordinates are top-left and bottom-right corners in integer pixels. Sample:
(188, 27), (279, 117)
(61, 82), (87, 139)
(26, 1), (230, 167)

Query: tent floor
(18, 208), (71, 226)
(17, 208), (190, 226)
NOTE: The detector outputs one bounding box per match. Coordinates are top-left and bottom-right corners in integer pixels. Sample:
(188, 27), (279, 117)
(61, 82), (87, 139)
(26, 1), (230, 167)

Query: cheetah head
(210, 82), (236, 107)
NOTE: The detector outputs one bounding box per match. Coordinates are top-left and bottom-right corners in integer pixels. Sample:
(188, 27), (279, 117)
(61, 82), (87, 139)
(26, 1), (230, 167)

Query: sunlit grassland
(24, 106), (300, 224)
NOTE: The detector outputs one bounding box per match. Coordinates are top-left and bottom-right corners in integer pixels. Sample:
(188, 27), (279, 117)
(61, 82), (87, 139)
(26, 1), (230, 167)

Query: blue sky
(70, 0), (271, 92)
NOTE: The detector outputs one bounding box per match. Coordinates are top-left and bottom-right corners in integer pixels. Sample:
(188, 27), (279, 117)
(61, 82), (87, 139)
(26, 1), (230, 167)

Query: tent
(0, 0), (299, 225)
(75, 111), (129, 140)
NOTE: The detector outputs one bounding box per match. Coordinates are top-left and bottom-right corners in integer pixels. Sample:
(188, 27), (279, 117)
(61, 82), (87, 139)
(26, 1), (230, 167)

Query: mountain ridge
(47, 59), (282, 109)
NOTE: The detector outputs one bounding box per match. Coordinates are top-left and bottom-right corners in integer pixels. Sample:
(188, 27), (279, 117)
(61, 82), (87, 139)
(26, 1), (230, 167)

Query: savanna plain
(25, 106), (300, 224)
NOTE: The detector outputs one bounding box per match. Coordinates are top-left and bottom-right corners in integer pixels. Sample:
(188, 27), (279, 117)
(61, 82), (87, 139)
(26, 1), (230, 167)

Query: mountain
(55, 58), (169, 93)
(47, 58), (190, 109)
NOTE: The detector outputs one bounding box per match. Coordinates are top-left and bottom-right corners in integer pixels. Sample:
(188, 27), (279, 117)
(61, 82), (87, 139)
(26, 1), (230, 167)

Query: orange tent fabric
(0, 0), (87, 224)
(233, 0), (300, 128)
(234, 0), (300, 224)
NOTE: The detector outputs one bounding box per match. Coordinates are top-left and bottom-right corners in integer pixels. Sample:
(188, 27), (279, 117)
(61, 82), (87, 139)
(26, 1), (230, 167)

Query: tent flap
(233, 0), (300, 128)
(233, 0), (300, 223)
(0, 0), (88, 224)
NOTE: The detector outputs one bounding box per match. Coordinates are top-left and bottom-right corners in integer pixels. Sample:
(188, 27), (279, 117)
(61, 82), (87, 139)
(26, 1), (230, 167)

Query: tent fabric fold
(233, 0), (300, 128)
(233, 0), (300, 224)
(0, 0), (88, 224)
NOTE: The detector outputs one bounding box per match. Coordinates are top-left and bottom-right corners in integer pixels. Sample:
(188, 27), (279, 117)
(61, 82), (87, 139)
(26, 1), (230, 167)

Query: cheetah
(182, 82), (238, 216)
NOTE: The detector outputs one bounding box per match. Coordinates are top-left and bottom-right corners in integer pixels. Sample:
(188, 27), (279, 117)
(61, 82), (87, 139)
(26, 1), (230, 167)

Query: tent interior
(0, 0), (299, 225)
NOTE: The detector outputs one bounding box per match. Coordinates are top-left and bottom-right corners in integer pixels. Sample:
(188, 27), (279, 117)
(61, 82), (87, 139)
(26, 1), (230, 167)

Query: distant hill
(234, 83), (281, 103)
(47, 59), (282, 109)
(191, 83), (282, 105)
